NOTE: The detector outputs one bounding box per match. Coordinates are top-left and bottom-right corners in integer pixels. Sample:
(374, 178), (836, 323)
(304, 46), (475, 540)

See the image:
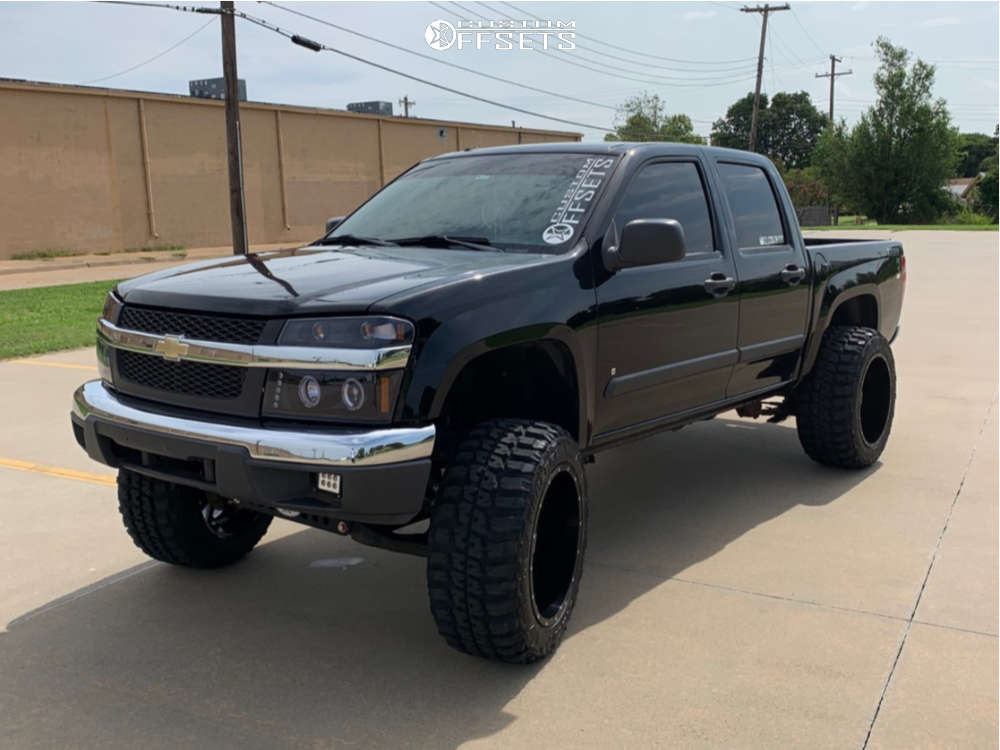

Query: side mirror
(325, 216), (345, 234)
(603, 219), (686, 272)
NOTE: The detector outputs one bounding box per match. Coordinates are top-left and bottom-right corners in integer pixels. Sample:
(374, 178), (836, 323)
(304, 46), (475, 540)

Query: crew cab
(72, 143), (904, 663)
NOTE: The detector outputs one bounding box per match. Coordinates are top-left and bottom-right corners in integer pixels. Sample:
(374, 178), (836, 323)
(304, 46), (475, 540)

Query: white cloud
(683, 10), (717, 21)
(851, 2), (868, 11)
(921, 17), (961, 28)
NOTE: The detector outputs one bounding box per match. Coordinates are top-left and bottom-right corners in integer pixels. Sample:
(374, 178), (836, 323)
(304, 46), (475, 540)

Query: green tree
(974, 165), (999, 221)
(604, 92), (706, 144)
(814, 37), (959, 223)
(710, 93), (758, 150)
(768, 92), (829, 170)
(956, 132), (998, 177)
(710, 91), (826, 169)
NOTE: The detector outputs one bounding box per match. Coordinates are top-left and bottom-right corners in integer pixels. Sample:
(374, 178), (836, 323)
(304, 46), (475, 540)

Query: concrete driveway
(0, 231), (996, 748)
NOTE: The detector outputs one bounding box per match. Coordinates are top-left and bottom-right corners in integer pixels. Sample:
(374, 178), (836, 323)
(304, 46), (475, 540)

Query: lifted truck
(72, 143), (904, 663)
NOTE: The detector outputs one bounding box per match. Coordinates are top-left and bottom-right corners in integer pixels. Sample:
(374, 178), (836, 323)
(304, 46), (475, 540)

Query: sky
(2, 0), (997, 141)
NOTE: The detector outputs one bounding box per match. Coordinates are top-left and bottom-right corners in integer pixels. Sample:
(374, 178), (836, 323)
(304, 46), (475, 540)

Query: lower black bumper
(71, 381), (434, 526)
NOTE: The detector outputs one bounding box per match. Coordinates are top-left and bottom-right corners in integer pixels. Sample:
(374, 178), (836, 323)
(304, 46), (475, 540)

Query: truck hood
(116, 244), (555, 316)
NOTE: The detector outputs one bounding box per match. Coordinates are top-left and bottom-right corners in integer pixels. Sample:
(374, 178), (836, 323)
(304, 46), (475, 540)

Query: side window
(613, 162), (714, 255)
(718, 163), (787, 249)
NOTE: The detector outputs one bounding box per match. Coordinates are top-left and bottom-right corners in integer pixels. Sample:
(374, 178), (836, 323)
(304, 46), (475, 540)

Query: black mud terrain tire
(118, 469), (271, 568)
(427, 419), (587, 664)
(796, 325), (896, 468)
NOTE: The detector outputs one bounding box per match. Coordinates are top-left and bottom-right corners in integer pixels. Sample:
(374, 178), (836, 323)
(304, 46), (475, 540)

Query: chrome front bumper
(71, 380), (436, 524)
(72, 380), (435, 467)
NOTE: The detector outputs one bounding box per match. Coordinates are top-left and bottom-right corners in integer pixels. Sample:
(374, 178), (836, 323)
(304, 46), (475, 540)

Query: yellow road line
(0, 457), (115, 487)
(9, 359), (97, 371)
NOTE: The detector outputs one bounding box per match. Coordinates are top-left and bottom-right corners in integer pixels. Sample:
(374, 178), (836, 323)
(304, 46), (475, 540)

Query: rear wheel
(795, 325), (896, 468)
(427, 419), (587, 663)
(118, 469), (271, 568)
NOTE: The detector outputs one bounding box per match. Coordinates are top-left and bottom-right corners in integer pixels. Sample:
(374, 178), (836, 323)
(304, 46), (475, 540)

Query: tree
(974, 165), (999, 221)
(710, 91), (826, 169)
(814, 37), (959, 223)
(604, 92), (706, 144)
(783, 167), (829, 209)
(956, 132), (998, 177)
(768, 92), (829, 170)
(710, 93), (758, 150)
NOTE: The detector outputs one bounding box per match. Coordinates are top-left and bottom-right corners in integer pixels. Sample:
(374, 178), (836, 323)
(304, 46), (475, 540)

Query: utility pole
(815, 55), (853, 122)
(741, 3), (789, 152)
(398, 95), (415, 117)
(220, 1), (248, 255)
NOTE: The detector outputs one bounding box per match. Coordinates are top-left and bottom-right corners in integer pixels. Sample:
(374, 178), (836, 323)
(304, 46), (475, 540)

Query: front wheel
(427, 419), (588, 663)
(118, 469), (272, 568)
(795, 326), (896, 468)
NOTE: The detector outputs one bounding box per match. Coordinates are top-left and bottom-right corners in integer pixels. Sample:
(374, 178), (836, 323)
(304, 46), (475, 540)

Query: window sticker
(543, 157), (615, 244)
(758, 235), (784, 246)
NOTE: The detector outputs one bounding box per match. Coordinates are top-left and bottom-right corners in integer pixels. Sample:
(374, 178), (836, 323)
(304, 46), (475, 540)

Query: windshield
(331, 153), (619, 253)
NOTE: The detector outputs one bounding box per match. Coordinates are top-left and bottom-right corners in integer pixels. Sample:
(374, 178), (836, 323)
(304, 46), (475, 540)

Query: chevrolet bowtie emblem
(155, 335), (190, 362)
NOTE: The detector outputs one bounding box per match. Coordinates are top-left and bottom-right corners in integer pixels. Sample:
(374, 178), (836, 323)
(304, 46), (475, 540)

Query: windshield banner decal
(543, 157), (614, 244)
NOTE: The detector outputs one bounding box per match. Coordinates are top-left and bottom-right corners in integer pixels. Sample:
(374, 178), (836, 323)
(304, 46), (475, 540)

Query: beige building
(0, 79), (579, 259)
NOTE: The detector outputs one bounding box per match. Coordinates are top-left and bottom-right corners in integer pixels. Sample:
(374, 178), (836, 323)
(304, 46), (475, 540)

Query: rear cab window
(717, 163), (787, 249)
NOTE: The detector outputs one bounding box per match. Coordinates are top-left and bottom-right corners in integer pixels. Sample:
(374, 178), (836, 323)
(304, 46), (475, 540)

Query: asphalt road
(0, 231), (996, 748)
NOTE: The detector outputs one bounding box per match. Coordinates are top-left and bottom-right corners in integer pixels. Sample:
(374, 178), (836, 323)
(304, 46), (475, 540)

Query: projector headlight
(263, 369), (404, 423)
(264, 316), (413, 423)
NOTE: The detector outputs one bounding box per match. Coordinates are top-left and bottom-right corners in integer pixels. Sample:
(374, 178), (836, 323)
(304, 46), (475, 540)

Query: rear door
(713, 160), (812, 397)
(593, 157), (740, 437)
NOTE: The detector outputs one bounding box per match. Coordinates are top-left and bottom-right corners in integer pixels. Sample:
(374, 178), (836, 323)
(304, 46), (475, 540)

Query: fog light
(317, 472), (341, 495)
(298, 375), (321, 408)
(341, 377), (365, 411)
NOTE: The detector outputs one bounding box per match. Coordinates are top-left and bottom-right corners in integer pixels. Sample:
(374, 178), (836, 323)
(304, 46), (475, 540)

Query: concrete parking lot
(0, 231), (996, 748)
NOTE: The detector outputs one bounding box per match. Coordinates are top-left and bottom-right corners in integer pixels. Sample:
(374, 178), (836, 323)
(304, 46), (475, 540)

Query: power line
(789, 6), (828, 58)
(446, 1), (758, 83)
(486, 1), (757, 73)
(767, 23), (777, 94)
(262, 1), (618, 112)
(82, 15), (216, 84)
(103, 1), (618, 133)
(498, 0), (759, 65)
(433, 1), (760, 88)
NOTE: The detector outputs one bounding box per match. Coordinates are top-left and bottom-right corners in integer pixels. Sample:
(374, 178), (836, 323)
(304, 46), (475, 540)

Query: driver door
(593, 158), (740, 437)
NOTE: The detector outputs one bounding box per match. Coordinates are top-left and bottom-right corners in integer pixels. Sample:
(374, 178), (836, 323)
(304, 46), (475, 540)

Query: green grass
(0, 279), (120, 359)
(802, 223), (998, 231)
(804, 213), (997, 231)
(13, 244), (185, 261)
(11, 248), (87, 260)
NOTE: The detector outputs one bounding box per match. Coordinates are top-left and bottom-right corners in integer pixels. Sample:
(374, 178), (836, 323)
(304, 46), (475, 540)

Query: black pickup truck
(72, 143), (904, 663)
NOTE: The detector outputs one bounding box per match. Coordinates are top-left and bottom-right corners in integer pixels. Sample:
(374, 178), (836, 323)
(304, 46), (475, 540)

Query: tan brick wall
(0, 81), (580, 258)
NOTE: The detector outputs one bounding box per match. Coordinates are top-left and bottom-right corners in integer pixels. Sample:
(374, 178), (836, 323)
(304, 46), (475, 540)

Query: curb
(0, 255), (188, 276)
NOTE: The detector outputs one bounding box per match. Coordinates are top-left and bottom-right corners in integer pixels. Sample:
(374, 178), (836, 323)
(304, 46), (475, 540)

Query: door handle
(703, 272), (736, 297)
(780, 264), (806, 285)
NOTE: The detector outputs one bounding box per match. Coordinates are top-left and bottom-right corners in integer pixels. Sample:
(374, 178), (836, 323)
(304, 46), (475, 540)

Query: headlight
(101, 291), (123, 324)
(278, 316), (413, 348)
(262, 369), (405, 423)
(266, 316), (412, 422)
(97, 292), (122, 385)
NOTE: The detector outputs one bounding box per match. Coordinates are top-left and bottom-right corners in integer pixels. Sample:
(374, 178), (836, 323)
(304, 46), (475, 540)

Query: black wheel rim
(529, 467), (582, 626)
(859, 354), (892, 446)
(200, 503), (242, 539)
